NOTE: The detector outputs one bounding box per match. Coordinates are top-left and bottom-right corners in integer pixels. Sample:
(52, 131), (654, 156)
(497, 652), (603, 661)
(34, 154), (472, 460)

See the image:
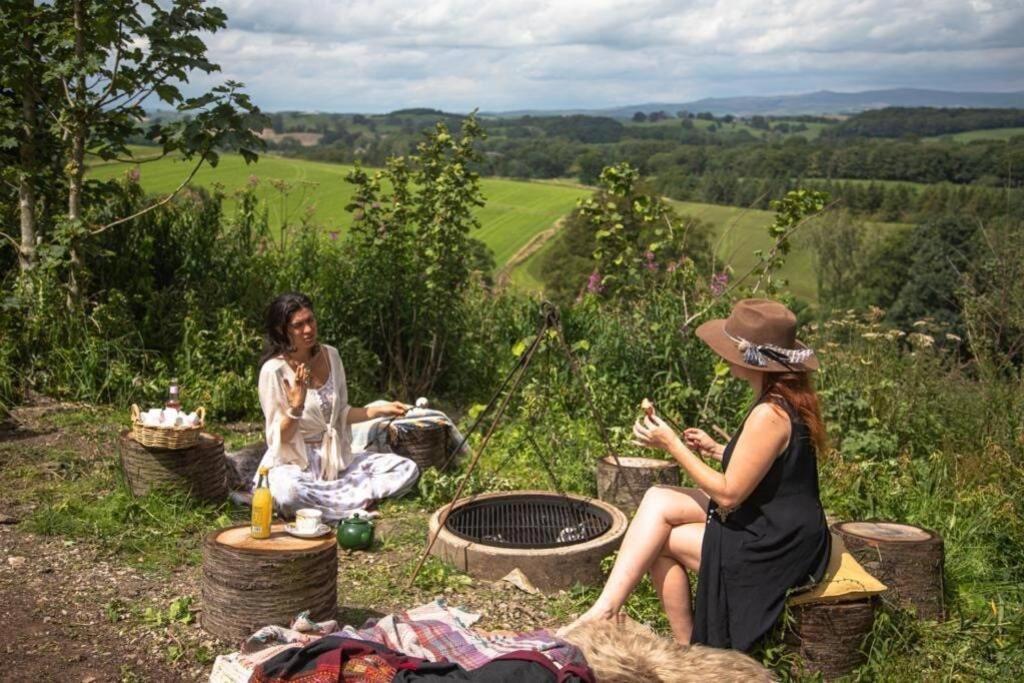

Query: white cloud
(179, 0), (1024, 111)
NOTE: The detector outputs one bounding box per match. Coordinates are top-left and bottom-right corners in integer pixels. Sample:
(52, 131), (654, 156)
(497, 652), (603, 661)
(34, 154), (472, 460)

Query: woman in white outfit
(255, 292), (419, 522)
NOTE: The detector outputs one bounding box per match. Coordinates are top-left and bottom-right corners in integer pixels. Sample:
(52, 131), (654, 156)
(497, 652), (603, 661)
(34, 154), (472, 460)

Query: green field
(88, 150), (587, 267)
(512, 196), (906, 302)
(91, 150), (905, 302)
(925, 126), (1024, 143)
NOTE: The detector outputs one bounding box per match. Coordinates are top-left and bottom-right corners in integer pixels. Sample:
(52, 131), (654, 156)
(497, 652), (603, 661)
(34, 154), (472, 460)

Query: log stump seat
(785, 597), (878, 680)
(595, 455), (680, 515)
(834, 521), (945, 621)
(119, 430), (227, 502)
(201, 524), (338, 644)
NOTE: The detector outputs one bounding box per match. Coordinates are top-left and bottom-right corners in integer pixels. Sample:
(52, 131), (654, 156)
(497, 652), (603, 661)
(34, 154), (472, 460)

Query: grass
(88, 149), (586, 269)
(0, 405), (241, 570)
(89, 150), (912, 302)
(509, 197), (907, 302)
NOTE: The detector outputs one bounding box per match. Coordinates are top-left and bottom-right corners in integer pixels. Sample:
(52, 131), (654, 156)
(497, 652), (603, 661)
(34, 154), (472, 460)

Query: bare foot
(555, 602), (618, 637)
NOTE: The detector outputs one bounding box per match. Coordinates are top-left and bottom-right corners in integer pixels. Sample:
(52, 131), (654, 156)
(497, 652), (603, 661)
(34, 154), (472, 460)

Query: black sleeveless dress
(692, 399), (831, 651)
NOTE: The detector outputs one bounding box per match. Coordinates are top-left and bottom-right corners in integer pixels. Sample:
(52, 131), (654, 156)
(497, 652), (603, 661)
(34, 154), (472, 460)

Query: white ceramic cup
(295, 508), (323, 534)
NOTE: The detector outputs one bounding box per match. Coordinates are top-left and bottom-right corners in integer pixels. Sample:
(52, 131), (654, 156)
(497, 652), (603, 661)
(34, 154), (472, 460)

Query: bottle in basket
(166, 377), (181, 410)
(251, 467), (273, 539)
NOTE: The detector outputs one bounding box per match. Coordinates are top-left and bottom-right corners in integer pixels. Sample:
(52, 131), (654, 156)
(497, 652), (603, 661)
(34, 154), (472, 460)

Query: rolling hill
(88, 151), (588, 268)
(90, 150), (905, 303)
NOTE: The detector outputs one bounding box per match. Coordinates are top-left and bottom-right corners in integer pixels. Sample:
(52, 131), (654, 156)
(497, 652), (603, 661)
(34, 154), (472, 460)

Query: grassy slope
(90, 150), (907, 303)
(513, 196), (907, 302)
(88, 151), (587, 268)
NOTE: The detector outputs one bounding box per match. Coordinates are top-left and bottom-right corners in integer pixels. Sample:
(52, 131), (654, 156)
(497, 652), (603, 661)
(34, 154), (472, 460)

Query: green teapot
(337, 513), (374, 550)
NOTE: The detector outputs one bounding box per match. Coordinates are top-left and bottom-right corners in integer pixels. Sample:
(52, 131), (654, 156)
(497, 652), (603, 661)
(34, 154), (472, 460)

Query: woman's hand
(683, 428), (723, 460)
(282, 363), (310, 412)
(632, 414), (683, 453)
(369, 401), (410, 419)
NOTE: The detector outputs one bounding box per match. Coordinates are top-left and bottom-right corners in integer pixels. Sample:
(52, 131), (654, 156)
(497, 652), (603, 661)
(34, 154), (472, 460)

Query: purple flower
(587, 270), (604, 294)
(328, 231), (340, 241)
(710, 272), (729, 297)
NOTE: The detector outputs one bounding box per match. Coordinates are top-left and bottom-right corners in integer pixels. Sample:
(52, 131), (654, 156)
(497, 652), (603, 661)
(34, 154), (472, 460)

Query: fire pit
(428, 490), (628, 592)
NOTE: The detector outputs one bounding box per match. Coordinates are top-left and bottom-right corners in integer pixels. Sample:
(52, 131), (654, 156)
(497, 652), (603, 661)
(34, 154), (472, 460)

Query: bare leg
(558, 487), (708, 634)
(649, 522), (705, 644)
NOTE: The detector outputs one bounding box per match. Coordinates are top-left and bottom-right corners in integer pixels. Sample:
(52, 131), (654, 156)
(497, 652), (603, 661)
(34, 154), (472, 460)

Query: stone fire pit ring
(427, 490), (629, 593)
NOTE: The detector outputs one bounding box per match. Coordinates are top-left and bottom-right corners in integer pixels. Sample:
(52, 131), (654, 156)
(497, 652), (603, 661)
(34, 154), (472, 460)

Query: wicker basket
(130, 404), (206, 450)
(387, 421), (451, 471)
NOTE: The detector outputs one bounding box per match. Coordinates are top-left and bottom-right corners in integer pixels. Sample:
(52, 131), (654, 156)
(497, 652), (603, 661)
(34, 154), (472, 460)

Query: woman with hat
(560, 299), (831, 652)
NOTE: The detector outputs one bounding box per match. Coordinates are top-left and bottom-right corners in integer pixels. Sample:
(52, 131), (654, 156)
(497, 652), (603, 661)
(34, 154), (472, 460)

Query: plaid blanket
(251, 636), (595, 682)
(338, 599), (586, 671)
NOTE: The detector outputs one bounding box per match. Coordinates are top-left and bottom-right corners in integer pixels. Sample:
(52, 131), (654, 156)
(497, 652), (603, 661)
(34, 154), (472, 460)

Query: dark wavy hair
(259, 292), (316, 368)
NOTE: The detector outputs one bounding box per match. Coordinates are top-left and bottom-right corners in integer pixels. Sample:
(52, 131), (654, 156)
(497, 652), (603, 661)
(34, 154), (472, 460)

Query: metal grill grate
(444, 494), (612, 549)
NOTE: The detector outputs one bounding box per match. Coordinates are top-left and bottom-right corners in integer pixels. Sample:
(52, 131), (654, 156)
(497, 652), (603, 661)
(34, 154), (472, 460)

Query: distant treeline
(640, 137), (1023, 184)
(825, 107), (1024, 139)
(650, 172), (1022, 223)
(258, 108), (1024, 222)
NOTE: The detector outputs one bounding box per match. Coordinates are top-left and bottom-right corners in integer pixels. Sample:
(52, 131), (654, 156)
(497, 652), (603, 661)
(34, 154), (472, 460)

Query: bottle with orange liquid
(251, 467), (273, 539)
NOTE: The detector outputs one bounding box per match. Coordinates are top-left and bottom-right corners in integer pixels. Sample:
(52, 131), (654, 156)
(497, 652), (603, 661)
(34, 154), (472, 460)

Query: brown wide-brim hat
(696, 299), (819, 372)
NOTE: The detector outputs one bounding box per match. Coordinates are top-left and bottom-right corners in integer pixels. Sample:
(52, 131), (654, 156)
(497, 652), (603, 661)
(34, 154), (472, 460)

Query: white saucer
(283, 522), (333, 539)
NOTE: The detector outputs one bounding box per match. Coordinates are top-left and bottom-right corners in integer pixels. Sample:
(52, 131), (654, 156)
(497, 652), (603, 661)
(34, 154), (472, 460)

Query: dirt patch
(0, 525), (212, 681)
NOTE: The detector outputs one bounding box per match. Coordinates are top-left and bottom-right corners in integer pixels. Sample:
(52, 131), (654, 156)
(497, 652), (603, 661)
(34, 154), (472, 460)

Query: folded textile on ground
(352, 405), (470, 459)
(251, 636), (595, 682)
(222, 600), (588, 682)
(339, 599), (586, 671)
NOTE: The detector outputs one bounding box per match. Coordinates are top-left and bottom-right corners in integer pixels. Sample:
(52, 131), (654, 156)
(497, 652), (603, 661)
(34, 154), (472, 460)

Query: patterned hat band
(723, 328), (816, 369)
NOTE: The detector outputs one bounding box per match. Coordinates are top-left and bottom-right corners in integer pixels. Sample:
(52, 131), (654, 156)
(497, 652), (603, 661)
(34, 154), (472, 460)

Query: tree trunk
(201, 524), (338, 643)
(66, 0), (87, 302)
(832, 521), (945, 621)
(17, 29), (38, 272)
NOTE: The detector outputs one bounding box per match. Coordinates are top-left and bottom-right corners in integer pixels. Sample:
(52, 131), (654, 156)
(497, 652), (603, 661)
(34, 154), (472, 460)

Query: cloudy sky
(188, 0), (1024, 112)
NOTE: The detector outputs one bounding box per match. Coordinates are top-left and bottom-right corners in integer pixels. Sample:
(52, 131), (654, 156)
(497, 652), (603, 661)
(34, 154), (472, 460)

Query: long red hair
(762, 372), (828, 455)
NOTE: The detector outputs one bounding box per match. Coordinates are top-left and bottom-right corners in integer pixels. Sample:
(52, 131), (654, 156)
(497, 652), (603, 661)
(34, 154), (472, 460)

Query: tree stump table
(202, 524), (338, 644)
(833, 521), (945, 620)
(119, 430), (227, 502)
(596, 456), (680, 515)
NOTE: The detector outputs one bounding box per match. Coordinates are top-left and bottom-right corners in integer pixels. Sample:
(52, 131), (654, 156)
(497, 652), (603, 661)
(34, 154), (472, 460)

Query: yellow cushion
(788, 531), (887, 606)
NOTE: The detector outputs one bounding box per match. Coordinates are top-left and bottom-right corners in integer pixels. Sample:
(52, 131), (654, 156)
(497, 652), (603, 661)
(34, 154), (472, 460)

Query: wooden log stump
(785, 597), (878, 680)
(833, 521), (945, 621)
(387, 421), (452, 471)
(119, 430), (227, 503)
(201, 524), (338, 644)
(596, 456), (680, 515)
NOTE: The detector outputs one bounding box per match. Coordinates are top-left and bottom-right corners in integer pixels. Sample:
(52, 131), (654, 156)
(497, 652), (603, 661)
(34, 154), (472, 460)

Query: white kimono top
(257, 344), (354, 480)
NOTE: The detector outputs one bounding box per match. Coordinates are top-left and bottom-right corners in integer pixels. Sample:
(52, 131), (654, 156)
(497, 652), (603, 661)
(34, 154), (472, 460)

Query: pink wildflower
(710, 272), (729, 297)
